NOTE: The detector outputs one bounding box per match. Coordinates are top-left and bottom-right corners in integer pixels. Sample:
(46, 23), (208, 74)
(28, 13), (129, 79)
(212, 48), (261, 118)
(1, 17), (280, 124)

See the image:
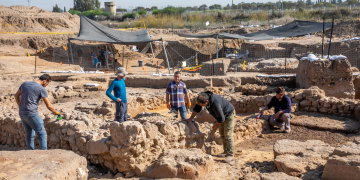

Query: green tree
(95, 0), (100, 9)
(151, 6), (158, 10)
(199, 4), (207, 11)
(64, 6), (67, 12)
(347, 0), (357, 5)
(53, 4), (61, 12)
(337, 0), (342, 4)
(306, 0), (312, 5)
(73, 0), (100, 12)
(297, 2), (306, 8)
(209, 4), (222, 10)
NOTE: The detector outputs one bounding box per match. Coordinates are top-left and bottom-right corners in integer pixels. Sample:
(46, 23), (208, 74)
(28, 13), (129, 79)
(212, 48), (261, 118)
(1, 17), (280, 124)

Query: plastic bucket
(138, 60), (144, 67)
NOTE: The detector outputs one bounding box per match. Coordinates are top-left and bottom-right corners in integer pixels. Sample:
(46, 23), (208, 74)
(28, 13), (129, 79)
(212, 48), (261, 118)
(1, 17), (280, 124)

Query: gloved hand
(166, 103), (171, 109)
(54, 111), (61, 115)
(187, 102), (191, 108)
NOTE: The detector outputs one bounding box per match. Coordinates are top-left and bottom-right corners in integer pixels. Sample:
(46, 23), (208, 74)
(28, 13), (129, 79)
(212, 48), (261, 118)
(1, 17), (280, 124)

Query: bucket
(138, 60), (144, 67)
(181, 61), (186, 68)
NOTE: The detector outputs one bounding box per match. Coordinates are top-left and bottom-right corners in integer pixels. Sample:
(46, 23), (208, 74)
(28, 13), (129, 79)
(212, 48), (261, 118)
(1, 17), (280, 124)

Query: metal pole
(327, 16), (334, 59)
(106, 45), (109, 70)
(284, 46), (287, 74)
(322, 16), (325, 58)
(35, 50), (37, 74)
(150, 42), (155, 58)
(216, 35), (219, 59)
(68, 40), (74, 65)
(211, 54), (214, 76)
(162, 40), (171, 74)
(222, 38), (225, 58)
(222, 60), (224, 75)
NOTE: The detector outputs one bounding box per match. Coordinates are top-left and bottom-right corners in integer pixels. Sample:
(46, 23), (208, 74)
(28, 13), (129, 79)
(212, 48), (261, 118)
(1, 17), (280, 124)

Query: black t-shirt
(100, 50), (105, 57)
(77, 49), (83, 57)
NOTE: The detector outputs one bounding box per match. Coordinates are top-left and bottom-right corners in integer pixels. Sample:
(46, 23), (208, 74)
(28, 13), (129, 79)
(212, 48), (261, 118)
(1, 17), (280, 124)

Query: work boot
(217, 152), (227, 158)
(224, 156), (234, 163)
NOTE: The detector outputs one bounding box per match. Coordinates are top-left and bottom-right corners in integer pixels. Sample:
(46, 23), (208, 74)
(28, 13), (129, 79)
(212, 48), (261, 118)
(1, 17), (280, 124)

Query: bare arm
(185, 93), (190, 104)
(43, 97), (57, 114)
(15, 89), (21, 106)
(187, 111), (198, 121)
(166, 93), (170, 104)
(259, 106), (269, 114)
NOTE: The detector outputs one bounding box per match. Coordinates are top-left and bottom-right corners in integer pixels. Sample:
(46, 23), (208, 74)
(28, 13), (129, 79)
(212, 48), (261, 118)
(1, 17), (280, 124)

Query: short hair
(275, 87), (285, 94)
(174, 71), (181, 75)
(197, 93), (209, 104)
(39, 74), (51, 82)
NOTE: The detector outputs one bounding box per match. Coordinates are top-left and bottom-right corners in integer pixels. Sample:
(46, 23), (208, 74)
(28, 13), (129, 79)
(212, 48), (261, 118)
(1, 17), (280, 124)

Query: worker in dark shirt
(259, 87), (292, 133)
(76, 48), (84, 66)
(184, 91), (236, 163)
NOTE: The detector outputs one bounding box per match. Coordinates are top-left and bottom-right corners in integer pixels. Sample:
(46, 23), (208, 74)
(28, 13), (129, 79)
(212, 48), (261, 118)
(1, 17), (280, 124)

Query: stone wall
(296, 59), (355, 99)
(235, 84), (297, 96)
(0, 89), (269, 178)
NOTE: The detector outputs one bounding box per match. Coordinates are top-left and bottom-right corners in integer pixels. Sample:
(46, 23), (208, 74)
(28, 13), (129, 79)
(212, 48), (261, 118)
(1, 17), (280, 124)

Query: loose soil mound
(0, 5), (79, 33)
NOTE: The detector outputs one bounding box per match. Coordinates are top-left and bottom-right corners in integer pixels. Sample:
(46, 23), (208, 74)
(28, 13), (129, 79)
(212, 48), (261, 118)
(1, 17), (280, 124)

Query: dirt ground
(1, 5), (360, 180)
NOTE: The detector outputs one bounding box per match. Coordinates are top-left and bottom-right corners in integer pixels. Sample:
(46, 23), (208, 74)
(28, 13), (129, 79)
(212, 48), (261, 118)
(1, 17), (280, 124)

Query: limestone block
(145, 148), (214, 179)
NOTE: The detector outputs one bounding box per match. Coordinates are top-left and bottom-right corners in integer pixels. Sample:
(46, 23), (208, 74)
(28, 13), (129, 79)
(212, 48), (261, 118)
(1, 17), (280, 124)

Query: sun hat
(115, 67), (128, 76)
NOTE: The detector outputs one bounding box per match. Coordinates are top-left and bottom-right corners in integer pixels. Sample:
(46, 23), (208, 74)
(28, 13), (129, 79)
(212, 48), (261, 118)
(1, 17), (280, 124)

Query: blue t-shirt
(266, 95), (292, 114)
(106, 78), (127, 103)
(19, 81), (48, 115)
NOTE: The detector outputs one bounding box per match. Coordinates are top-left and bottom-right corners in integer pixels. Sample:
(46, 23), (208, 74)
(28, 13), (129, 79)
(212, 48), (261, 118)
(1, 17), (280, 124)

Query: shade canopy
(179, 20), (332, 41)
(69, 15), (153, 45)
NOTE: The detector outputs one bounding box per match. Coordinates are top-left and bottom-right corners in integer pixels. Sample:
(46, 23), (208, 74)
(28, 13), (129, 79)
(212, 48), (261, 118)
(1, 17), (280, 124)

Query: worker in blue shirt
(106, 67), (128, 122)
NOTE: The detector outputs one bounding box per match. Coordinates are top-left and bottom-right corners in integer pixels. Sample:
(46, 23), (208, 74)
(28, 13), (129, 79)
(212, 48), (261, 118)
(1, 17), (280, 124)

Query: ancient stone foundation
(0, 149), (88, 180)
(296, 59), (355, 99)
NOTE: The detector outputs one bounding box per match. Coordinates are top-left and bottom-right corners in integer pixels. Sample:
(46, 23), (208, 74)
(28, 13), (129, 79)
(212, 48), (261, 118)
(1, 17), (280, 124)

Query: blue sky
(1, 0), (278, 11)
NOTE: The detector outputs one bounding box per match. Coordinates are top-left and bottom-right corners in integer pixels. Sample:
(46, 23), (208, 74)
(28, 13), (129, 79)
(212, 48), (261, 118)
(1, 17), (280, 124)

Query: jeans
(115, 101), (128, 123)
(218, 110), (235, 156)
(269, 113), (292, 130)
(19, 114), (47, 150)
(171, 106), (187, 120)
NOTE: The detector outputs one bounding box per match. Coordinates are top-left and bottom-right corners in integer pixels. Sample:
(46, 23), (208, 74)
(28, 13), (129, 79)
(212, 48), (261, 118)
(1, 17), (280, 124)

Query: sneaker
(285, 129), (291, 133)
(217, 153), (227, 158)
(224, 156), (234, 163)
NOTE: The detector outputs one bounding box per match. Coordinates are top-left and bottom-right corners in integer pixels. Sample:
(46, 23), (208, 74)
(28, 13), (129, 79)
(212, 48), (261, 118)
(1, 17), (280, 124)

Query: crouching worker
(259, 87), (292, 133)
(184, 91), (235, 163)
(15, 74), (60, 150)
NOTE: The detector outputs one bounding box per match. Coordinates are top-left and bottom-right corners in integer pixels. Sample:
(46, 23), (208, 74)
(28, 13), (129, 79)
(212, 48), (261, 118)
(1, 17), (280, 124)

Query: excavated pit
(1, 75), (360, 179)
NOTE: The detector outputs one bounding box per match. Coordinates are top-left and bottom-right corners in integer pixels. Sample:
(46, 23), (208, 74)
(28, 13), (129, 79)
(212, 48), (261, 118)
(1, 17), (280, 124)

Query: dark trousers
(115, 101), (128, 123)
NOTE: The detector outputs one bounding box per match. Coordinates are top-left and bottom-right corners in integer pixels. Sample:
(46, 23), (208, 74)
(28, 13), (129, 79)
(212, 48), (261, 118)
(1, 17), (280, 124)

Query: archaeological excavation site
(1, 5), (360, 180)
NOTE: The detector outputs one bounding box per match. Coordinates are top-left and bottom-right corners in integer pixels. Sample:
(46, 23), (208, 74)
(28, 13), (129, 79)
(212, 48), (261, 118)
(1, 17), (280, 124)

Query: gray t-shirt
(19, 81), (48, 115)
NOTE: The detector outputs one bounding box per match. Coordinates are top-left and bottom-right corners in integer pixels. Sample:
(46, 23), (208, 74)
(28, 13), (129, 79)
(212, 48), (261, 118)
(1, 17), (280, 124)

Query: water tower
(104, 2), (116, 14)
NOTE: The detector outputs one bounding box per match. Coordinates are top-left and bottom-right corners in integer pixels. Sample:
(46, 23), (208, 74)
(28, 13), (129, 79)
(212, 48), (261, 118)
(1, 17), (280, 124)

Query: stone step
(291, 112), (360, 133)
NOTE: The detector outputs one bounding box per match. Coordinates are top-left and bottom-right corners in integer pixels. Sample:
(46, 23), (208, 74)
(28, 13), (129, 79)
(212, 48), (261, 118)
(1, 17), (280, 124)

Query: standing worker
(184, 91), (235, 163)
(166, 71), (191, 120)
(15, 74), (60, 150)
(77, 47), (84, 66)
(106, 67), (128, 123)
(259, 87), (292, 133)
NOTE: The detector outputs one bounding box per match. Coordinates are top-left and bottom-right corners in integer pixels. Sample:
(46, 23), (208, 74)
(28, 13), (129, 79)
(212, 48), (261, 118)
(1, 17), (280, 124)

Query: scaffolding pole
(216, 35), (219, 59)
(68, 40), (74, 65)
(162, 40), (171, 74)
(150, 42), (155, 58)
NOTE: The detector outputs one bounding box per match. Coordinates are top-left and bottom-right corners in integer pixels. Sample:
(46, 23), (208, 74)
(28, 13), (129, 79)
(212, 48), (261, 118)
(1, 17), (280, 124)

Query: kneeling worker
(259, 87), (292, 133)
(184, 91), (235, 163)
